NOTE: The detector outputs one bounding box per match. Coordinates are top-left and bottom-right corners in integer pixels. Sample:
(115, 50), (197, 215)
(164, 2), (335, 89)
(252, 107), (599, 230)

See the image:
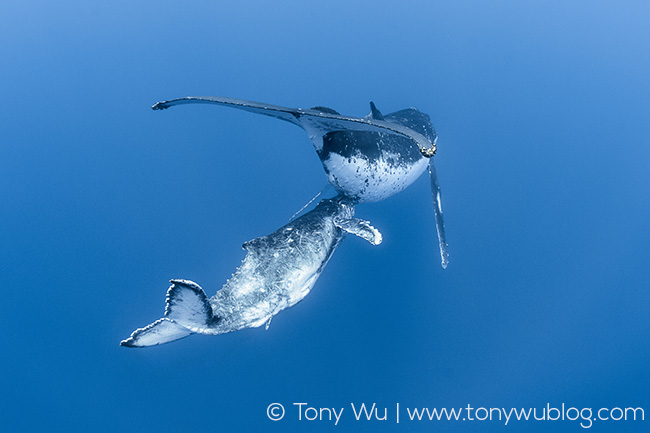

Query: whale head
(313, 195), (356, 220)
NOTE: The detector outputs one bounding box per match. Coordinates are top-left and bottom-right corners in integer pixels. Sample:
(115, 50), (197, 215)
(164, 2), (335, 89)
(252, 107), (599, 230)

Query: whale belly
(211, 223), (341, 332)
(322, 152), (428, 203)
(318, 131), (428, 203)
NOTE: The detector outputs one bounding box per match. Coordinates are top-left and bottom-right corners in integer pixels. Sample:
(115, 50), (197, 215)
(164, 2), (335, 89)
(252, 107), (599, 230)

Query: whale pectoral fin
(335, 218), (383, 245)
(152, 96), (304, 127)
(165, 279), (220, 332)
(428, 158), (449, 269)
(120, 318), (193, 348)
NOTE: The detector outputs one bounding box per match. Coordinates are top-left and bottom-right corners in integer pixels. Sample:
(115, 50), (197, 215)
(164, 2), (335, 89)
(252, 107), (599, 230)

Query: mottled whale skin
(121, 196), (381, 347)
(152, 96), (449, 267)
(317, 104), (438, 203)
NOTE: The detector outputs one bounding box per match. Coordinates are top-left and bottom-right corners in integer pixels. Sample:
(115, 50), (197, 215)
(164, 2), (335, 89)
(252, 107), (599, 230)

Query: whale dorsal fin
(335, 218), (383, 245)
(368, 101), (385, 121)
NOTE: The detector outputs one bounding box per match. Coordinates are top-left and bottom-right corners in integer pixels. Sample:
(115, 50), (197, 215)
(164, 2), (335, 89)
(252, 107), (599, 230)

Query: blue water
(2, 1), (649, 432)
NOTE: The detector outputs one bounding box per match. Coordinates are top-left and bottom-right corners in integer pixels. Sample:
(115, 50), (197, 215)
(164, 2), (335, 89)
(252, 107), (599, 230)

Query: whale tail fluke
(121, 279), (220, 348)
(165, 279), (220, 331)
(120, 318), (193, 347)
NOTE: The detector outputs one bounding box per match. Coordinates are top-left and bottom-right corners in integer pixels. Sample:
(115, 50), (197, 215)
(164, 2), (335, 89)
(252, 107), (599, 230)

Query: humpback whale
(153, 96), (449, 268)
(121, 196), (381, 347)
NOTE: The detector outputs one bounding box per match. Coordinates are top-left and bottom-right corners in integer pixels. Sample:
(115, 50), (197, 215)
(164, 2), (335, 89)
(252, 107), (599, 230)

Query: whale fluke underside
(121, 279), (222, 348)
(165, 279), (220, 331)
(120, 318), (192, 347)
(152, 96), (436, 157)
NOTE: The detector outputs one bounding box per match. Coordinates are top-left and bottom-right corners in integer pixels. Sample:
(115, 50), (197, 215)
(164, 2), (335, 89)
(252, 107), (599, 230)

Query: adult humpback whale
(121, 196), (382, 347)
(153, 96), (449, 268)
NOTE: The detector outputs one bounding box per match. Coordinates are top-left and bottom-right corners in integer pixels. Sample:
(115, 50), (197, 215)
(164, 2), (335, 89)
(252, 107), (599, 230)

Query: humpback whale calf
(153, 96), (448, 268)
(121, 196), (381, 347)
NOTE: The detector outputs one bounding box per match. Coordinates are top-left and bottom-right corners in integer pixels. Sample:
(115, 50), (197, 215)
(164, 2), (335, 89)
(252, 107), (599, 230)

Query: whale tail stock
(121, 279), (219, 348)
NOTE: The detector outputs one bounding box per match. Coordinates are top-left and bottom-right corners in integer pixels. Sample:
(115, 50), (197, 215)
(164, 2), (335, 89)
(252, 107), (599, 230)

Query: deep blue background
(1, 1), (649, 432)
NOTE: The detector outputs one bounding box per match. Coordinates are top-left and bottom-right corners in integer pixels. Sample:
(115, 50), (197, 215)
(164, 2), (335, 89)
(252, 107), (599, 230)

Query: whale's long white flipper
(335, 218), (383, 246)
(429, 158), (449, 269)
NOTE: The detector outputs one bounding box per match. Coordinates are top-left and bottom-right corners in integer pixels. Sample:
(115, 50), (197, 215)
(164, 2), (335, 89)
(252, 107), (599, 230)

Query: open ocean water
(1, 1), (649, 432)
